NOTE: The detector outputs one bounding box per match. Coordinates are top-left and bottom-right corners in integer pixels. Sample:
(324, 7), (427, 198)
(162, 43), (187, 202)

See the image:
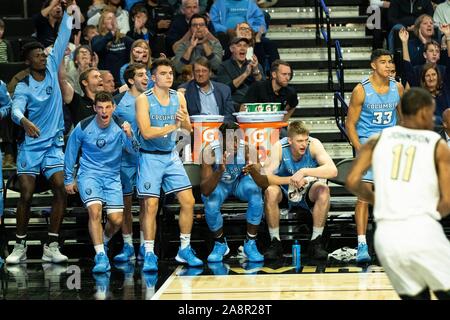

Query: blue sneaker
(356, 243), (371, 263)
(93, 272), (111, 300)
(207, 241), (230, 262)
(113, 243), (136, 262)
(142, 271), (158, 287)
(143, 252), (158, 272)
(242, 261), (264, 274)
(207, 262), (230, 276)
(243, 239), (264, 262)
(114, 261), (135, 275)
(175, 246), (203, 267)
(92, 252), (111, 273)
(137, 244), (145, 261)
(179, 267), (204, 276)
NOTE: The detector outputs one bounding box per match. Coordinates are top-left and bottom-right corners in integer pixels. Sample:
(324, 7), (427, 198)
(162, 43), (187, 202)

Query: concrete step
(267, 24), (369, 40)
(292, 68), (371, 84)
(272, 0), (366, 7)
(267, 6), (359, 19)
(279, 47), (371, 62)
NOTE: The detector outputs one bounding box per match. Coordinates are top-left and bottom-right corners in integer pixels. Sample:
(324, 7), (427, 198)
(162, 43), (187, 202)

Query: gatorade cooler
(189, 115), (224, 164)
(234, 112), (288, 162)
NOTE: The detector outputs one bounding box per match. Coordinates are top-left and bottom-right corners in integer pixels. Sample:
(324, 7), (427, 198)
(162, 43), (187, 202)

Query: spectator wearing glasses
(173, 14), (223, 74)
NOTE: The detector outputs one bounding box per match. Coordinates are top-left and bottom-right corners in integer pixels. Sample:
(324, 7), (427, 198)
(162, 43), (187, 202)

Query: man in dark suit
(178, 56), (235, 123)
(441, 108), (450, 147)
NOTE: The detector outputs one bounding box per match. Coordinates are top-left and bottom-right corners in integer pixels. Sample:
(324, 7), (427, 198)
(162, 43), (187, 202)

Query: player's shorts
(280, 179), (319, 212)
(359, 137), (373, 183)
(120, 164), (137, 196)
(137, 150), (191, 198)
(78, 173), (124, 212)
(375, 215), (450, 296)
(17, 145), (64, 180)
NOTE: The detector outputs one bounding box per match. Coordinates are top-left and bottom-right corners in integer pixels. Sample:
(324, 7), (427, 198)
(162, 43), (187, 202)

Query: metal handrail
(314, 0), (332, 91)
(335, 40), (344, 97)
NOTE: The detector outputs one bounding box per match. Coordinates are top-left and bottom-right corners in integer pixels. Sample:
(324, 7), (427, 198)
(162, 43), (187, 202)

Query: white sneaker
(6, 243), (27, 264)
(42, 242), (68, 263)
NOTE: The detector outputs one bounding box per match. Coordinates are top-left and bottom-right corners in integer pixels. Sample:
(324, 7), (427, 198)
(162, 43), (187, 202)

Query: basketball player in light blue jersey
(65, 92), (139, 273)
(136, 58), (202, 272)
(245, 121), (337, 261)
(346, 49), (404, 263)
(113, 63), (148, 262)
(0, 80), (12, 265)
(6, 2), (75, 265)
(200, 122), (264, 264)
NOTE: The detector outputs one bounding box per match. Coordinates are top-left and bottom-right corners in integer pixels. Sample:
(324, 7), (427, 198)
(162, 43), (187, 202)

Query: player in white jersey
(346, 87), (450, 300)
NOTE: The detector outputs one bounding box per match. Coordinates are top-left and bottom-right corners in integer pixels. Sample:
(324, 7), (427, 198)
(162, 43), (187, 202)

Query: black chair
(0, 62), (28, 83)
(327, 158), (354, 187)
(3, 18), (35, 38)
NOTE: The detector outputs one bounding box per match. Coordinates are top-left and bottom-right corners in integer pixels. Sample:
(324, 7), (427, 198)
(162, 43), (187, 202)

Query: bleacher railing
(334, 40), (344, 97)
(314, 0), (332, 91)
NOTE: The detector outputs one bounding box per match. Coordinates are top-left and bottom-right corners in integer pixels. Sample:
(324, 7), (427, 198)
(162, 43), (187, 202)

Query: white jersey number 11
(390, 144), (416, 182)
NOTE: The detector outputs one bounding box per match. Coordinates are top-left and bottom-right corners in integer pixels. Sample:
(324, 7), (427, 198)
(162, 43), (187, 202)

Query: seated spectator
(224, 22), (279, 76)
(387, 0), (433, 53)
(415, 63), (450, 123)
(242, 60), (298, 122)
(433, 0), (450, 24)
(168, 0), (208, 14)
(399, 28), (445, 87)
(215, 37), (265, 110)
(126, 3), (151, 41)
(129, 0), (174, 56)
(87, 0), (106, 19)
(0, 19), (13, 63)
(166, 0), (215, 56)
(210, 0), (266, 35)
(33, 0), (64, 47)
(66, 45), (98, 95)
(88, 0), (131, 35)
(119, 39), (153, 88)
(81, 25), (99, 46)
(173, 14), (223, 74)
(91, 7), (134, 86)
(100, 70), (118, 94)
(407, 14), (439, 66)
(178, 57), (235, 123)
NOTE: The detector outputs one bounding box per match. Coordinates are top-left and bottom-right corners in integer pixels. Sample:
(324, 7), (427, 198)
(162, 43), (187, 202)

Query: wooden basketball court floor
(152, 263), (400, 300)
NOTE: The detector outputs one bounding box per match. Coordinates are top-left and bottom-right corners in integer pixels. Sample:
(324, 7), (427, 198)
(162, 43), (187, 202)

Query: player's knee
(180, 193), (195, 209)
(108, 212), (123, 226)
(19, 186), (34, 203)
(264, 186), (280, 204)
(315, 185), (330, 204)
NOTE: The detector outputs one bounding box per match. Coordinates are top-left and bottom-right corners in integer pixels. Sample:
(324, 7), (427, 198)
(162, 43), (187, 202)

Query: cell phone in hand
(246, 47), (254, 61)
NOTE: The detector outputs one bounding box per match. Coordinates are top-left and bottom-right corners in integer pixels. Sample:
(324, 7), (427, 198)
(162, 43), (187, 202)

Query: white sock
(358, 235), (367, 244)
(140, 231), (145, 246)
(311, 227), (324, 240)
(123, 234), (133, 246)
(103, 233), (111, 246)
(269, 227), (280, 241)
(144, 240), (154, 254)
(94, 244), (105, 254)
(180, 233), (191, 249)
